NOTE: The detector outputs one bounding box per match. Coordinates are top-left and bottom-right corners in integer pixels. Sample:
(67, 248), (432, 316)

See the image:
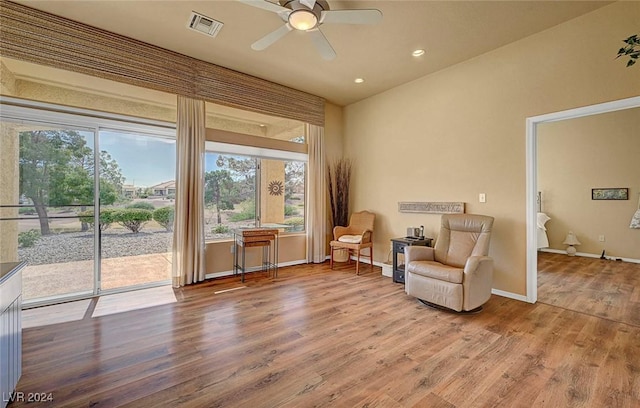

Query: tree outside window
(203, 152), (306, 239)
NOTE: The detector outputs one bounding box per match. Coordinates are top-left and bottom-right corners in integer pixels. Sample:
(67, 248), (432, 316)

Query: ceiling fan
(238, 0), (383, 60)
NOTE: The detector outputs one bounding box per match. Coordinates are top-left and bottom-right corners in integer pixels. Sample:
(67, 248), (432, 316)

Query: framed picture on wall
(591, 188), (629, 200)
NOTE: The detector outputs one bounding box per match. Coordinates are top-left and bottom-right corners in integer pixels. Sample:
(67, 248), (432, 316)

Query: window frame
(204, 140), (308, 241)
(0, 96), (177, 306)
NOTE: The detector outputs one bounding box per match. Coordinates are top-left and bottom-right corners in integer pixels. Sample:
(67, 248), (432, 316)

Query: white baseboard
(358, 259), (534, 303)
(205, 259), (307, 280)
(324, 255), (384, 266)
(491, 288), (531, 303)
(538, 248), (565, 255)
(539, 248), (640, 264)
(279, 259), (309, 268)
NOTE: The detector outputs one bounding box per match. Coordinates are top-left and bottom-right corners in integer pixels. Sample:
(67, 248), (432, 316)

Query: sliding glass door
(0, 120), (97, 303)
(98, 129), (175, 292)
(0, 102), (176, 306)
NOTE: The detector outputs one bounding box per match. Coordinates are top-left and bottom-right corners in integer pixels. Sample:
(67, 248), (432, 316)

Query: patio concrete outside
(22, 252), (172, 301)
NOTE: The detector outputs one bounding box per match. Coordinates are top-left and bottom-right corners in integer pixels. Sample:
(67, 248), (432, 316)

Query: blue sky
(81, 131), (221, 187)
(97, 131), (176, 187)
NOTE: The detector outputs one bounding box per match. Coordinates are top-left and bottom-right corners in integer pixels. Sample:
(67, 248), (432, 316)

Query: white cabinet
(0, 262), (23, 408)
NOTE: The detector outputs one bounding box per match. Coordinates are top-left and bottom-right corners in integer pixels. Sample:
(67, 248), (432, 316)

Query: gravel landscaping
(17, 216), (290, 266)
(19, 228), (174, 265)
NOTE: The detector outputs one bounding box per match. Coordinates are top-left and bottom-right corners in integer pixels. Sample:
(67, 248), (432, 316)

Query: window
(204, 142), (307, 240)
(0, 98), (176, 306)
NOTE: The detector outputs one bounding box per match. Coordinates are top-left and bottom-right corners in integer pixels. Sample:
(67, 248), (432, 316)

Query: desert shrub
(18, 229), (40, 248)
(212, 224), (230, 234)
(153, 206), (175, 231)
(126, 202), (155, 211)
(78, 208), (119, 231)
(113, 208), (152, 233)
(77, 210), (94, 226)
(284, 205), (298, 216)
(284, 217), (305, 231)
(230, 200), (256, 222)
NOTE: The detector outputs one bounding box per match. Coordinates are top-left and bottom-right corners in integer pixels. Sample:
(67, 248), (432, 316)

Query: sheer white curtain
(172, 96), (206, 287)
(306, 124), (327, 263)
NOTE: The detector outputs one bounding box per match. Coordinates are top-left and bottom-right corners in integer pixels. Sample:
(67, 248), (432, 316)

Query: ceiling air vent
(187, 11), (224, 38)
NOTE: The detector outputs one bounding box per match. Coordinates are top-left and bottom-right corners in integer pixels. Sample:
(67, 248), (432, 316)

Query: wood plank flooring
(10, 258), (640, 407)
(538, 251), (640, 326)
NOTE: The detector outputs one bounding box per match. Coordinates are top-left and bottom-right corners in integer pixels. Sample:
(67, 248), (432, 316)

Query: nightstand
(391, 237), (433, 284)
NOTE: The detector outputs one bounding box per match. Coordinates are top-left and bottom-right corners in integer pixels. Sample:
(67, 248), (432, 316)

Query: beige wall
(323, 102), (345, 247)
(0, 62), (19, 262)
(204, 234), (307, 275)
(538, 107), (640, 259)
(260, 160), (286, 224)
(324, 102), (344, 162)
(14, 78), (177, 123)
(343, 2), (640, 296)
(0, 123), (19, 263)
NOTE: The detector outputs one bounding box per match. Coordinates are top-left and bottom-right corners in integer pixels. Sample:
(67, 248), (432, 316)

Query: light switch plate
(479, 193), (486, 203)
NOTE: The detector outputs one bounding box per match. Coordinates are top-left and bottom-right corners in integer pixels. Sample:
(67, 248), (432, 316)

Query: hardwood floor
(538, 251), (640, 327)
(11, 259), (640, 407)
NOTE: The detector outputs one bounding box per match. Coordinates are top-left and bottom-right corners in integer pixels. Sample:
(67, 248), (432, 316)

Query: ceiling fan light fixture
(244, 0), (380, 59)
(288, 9), (318, 30)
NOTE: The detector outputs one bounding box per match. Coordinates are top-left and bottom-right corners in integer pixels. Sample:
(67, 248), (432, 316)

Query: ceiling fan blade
(321, 9), (383, 25)
(237, 0), (289, 14)
(308, 28), (336, 60)
(299, 0), (316, 9)
(251, 23), (293, 50)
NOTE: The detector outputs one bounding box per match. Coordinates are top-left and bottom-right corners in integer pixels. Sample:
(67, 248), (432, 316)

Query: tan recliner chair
(405, 214), (494, 312)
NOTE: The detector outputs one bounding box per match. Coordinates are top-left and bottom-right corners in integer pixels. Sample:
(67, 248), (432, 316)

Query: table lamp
(562, 231), (581, 256)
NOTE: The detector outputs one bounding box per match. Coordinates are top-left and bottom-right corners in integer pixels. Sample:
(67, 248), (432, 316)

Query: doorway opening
(525, 95), (640, 303)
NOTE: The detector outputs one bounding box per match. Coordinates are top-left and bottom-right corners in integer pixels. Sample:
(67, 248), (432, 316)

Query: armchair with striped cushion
(329, 210), (375, 275)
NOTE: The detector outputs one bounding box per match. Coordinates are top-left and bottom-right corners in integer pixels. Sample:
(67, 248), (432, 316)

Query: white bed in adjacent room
(537, 192), (551, 249)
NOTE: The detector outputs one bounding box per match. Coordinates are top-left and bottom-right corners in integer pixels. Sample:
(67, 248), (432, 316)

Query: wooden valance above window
(0, 0), (325, 127)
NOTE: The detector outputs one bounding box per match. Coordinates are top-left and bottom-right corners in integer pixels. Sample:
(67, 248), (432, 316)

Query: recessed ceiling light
(412, 49), (426, 57)
(354, 78), (365, 84)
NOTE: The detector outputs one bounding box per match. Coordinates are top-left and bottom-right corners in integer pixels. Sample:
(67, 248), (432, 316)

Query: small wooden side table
(233, 228), (279, 282)
(391, 237), (433, 284)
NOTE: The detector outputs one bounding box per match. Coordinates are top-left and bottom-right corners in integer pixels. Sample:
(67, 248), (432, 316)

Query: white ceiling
(11, 0), (612, 106)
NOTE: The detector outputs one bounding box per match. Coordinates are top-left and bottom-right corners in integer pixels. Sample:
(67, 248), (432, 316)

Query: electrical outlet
(598, 235), (605, 242)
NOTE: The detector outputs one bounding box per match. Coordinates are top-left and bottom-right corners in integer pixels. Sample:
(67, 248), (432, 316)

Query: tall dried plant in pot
(327, 158), (352, 261)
